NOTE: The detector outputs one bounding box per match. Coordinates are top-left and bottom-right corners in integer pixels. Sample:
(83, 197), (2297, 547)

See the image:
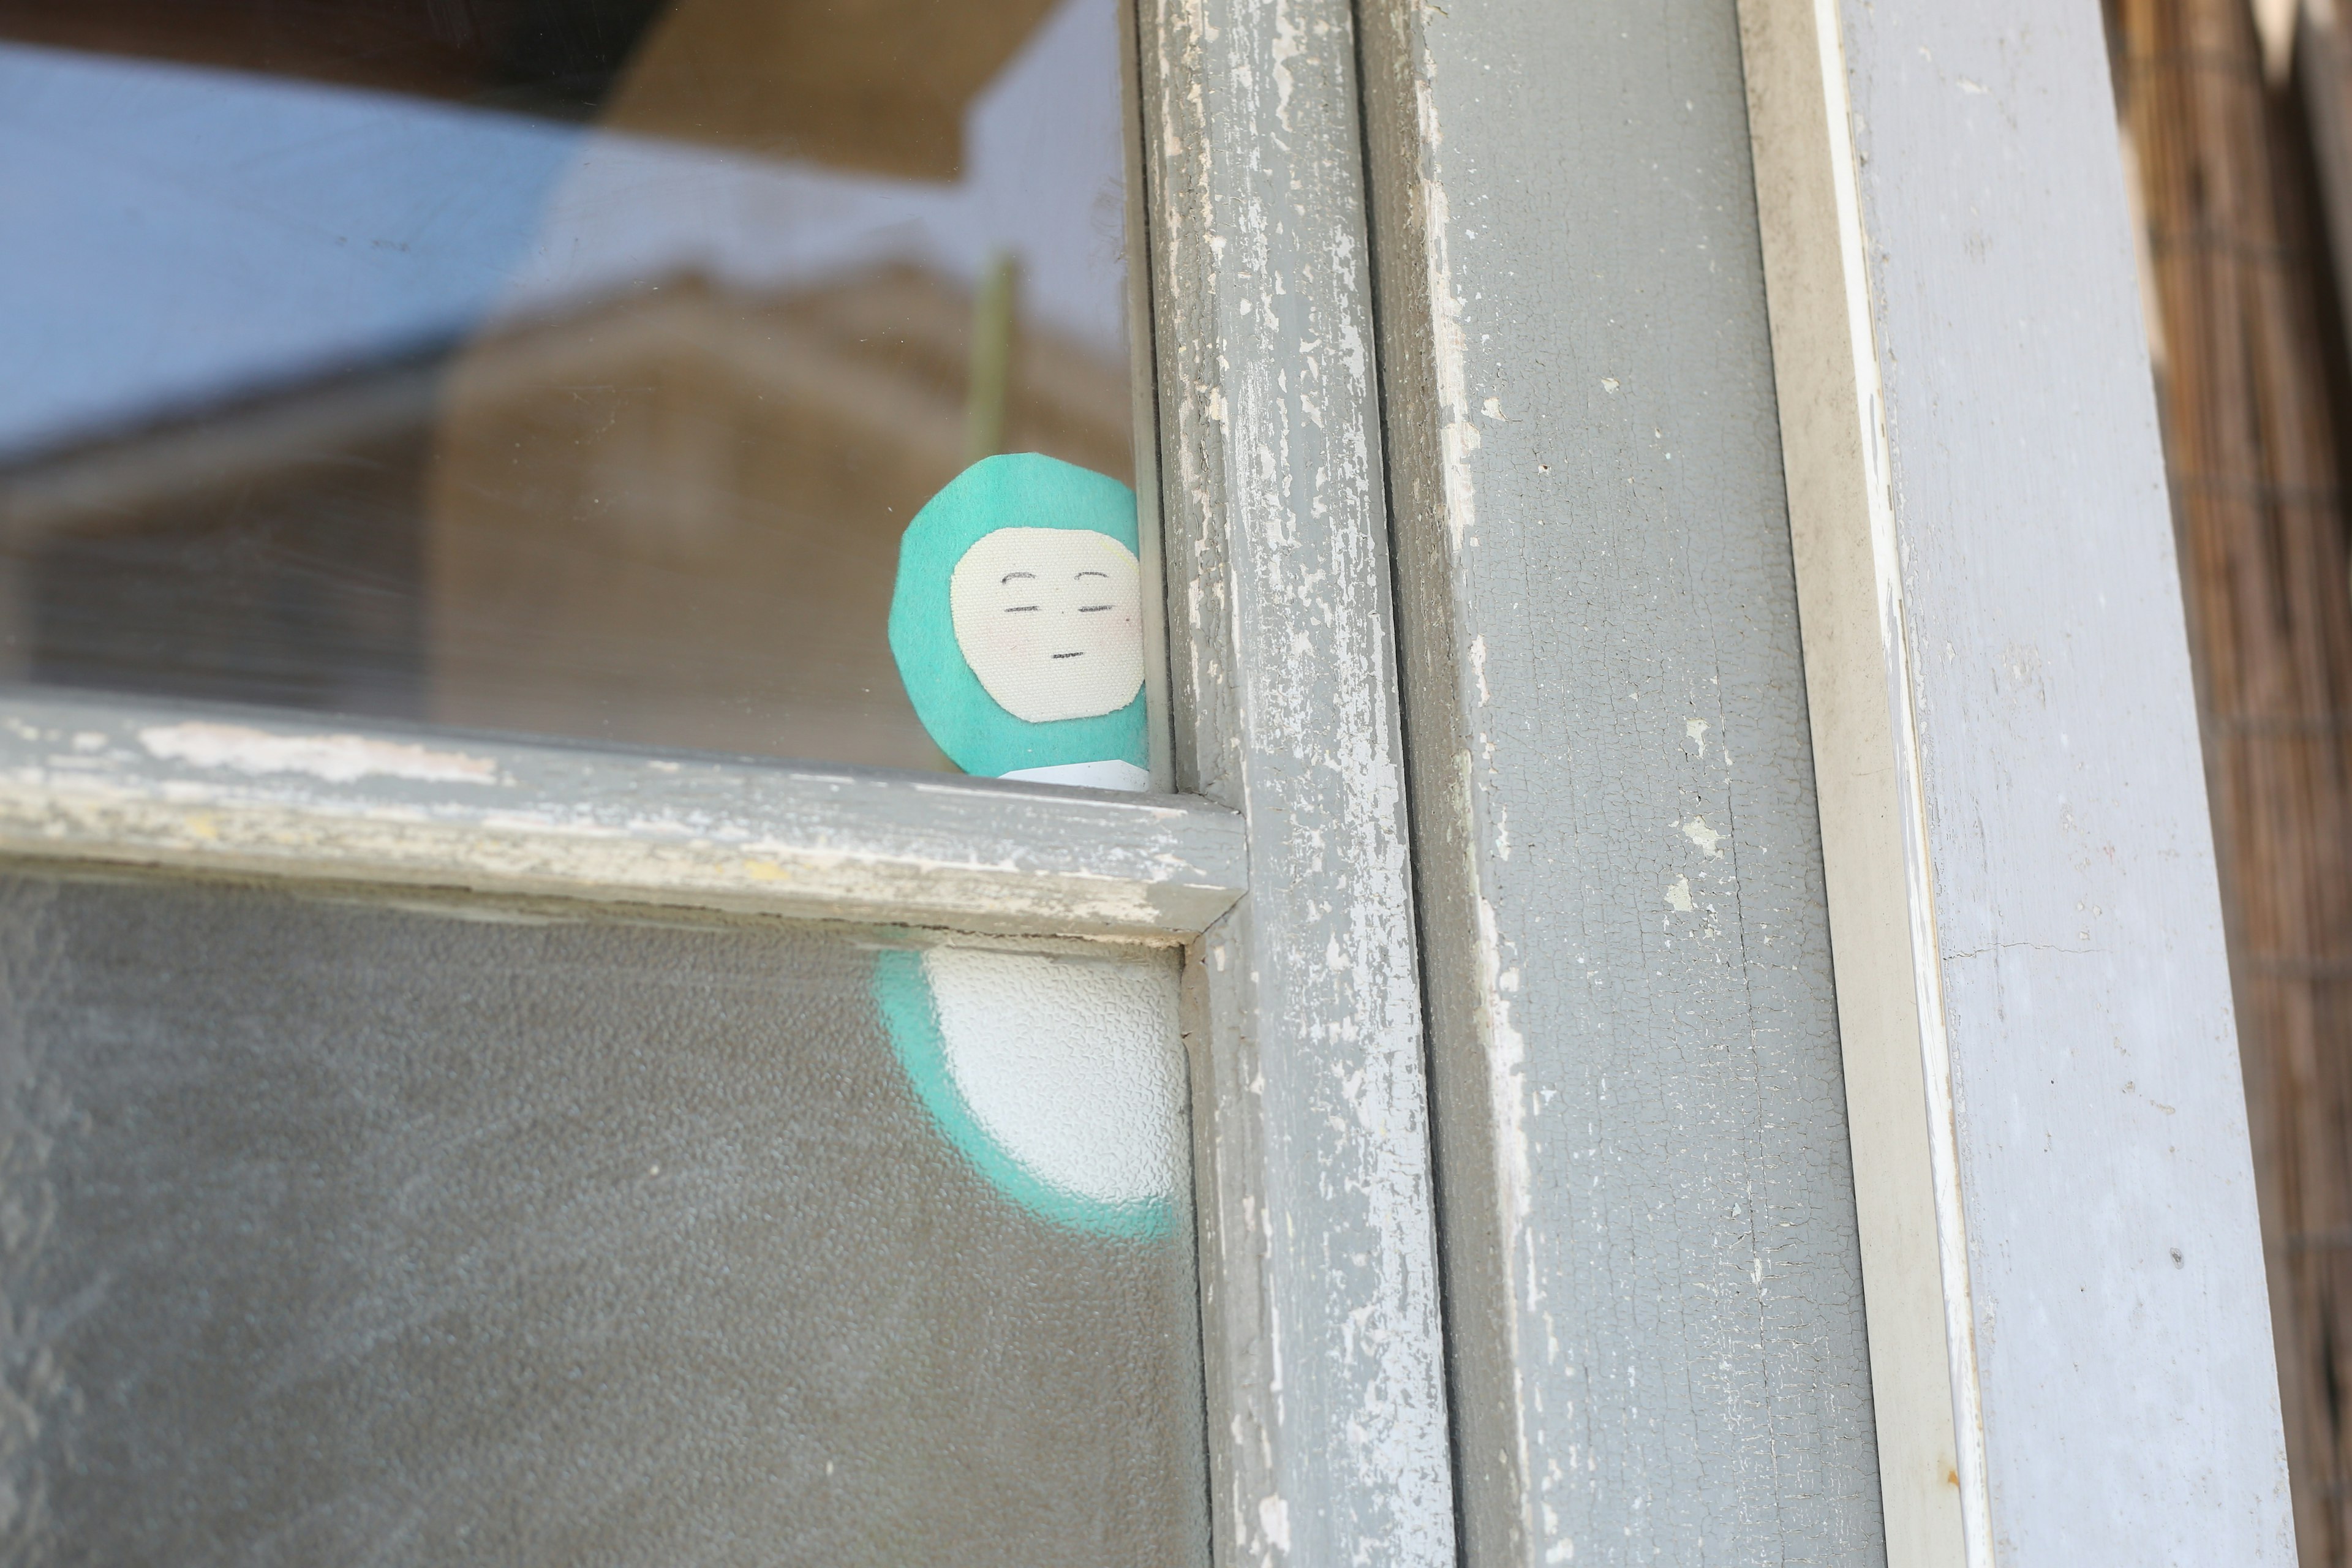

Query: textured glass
(0, 870), (1207, 1565)
(0, 0), (1136, 771)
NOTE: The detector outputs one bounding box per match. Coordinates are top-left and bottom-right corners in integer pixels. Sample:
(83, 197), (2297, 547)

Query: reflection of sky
(0, 0), (1127, 461)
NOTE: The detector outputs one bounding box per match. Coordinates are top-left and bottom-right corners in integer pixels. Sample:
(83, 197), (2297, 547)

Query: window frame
(1132, 0), (1457, 1558)
(19, 2), (2282, 1562)
(0, 2), (1463, 1564)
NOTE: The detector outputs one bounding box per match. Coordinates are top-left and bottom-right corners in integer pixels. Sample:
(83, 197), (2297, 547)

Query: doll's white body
(998, 759), (1150, 791)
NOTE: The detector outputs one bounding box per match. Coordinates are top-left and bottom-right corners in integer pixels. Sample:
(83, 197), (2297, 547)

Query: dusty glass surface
(0, 0), (1138, 771)
(0, 870), (1207, 1565)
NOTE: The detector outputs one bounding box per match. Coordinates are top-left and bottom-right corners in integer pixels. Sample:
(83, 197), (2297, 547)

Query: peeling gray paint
(1137, 0), (1455, 1558)
(0, 692), (1246, 941)
(1360, 0), (1886, 1561)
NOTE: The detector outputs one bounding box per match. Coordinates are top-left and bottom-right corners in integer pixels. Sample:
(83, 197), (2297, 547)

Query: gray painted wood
(0, 690), (1246, 940)
(1359, 1), (1887, 1561)
(1834, 2), (2296, 1559)
(1136, 0), (1455, 1558)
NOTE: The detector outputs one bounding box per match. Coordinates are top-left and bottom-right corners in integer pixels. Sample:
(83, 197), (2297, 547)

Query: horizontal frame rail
(0, 692), (1248, 940)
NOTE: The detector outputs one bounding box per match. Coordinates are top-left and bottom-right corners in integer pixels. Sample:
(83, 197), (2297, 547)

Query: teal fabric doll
(880, 457), (1177, 1238)
(888, 453), (1150, 791)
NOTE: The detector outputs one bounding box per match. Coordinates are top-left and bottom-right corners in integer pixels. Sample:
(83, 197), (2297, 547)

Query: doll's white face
(950, 527), (1144, 723)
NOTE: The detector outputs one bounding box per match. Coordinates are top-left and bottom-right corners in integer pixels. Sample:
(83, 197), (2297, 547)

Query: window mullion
(0, 690), (1245, 940)
(1136, 0), (1457, 1557)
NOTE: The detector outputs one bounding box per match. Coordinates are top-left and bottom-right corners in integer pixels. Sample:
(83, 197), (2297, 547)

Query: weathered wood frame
(35, 1), (2276, 1559)
(1355, 0), (1887, 1562)
(1741, 0), (2295, 1563)
(0, 2), (1461, 1563)
(0, 692), (1247, 940)
(1135, 0), (1456, 1559)
(1344, 0), (2293, 1559)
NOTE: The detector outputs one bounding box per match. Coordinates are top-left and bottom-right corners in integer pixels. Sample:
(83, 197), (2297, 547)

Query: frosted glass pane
(0, 870), (1206, 1566)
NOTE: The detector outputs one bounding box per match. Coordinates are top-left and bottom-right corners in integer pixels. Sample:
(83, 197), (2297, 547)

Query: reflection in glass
(876, 942), (1185, 1238)
(0, 870), (1207, 1564)
(0, 0), (1138, 770)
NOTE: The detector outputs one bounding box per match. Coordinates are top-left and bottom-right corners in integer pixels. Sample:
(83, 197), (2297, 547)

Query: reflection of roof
(0, 1), (1128, 458)
(0, 0), (1062, 178)
(0, 265), (1128, 539)
(607, 0), (1066, 179)
(0, 349), (449, 543)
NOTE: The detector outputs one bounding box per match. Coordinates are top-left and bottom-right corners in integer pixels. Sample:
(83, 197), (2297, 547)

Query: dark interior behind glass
(0, 870), (1208, 1564)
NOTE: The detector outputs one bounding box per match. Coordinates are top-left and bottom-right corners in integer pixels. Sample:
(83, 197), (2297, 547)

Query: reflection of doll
(873, 944), (1182, 1240)
(889, 454), (1150, 791)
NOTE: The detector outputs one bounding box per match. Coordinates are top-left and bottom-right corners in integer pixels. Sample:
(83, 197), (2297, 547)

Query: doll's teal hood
(888, 454), (1147, 778)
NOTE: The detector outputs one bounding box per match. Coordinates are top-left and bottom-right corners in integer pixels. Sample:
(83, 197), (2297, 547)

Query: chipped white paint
(1414, 69), (1479, 563)
(139, 722), (505, 786)
(0, 693), (1246, 941)
(1140, 0), (1454, 1556)
(1257, 1494), (1291, 1553)
(1679, 816), (1724, 859)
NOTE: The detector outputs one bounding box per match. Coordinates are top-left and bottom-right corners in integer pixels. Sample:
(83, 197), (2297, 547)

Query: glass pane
(0, 0), (1147, 782)
(0, 869), (1207, 1564)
